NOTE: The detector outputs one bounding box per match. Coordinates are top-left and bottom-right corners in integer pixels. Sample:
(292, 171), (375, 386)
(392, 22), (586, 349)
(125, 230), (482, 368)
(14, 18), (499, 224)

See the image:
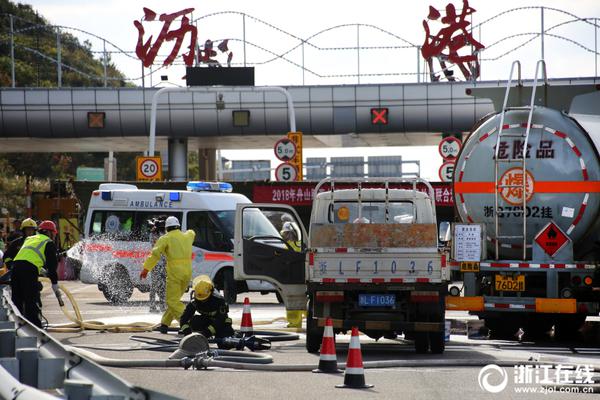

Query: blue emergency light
(169, 192), (181, 201)
(101, 191), (112, 201)
(186, 181), (233, 193)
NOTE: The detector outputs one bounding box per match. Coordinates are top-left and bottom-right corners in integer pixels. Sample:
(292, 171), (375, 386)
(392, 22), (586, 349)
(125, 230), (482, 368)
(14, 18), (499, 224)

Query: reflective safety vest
(13, 234), (52, 273)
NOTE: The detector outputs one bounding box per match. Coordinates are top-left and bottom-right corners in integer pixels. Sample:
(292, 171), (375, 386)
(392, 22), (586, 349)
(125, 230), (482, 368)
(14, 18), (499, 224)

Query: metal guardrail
(0, 287), (181, 400)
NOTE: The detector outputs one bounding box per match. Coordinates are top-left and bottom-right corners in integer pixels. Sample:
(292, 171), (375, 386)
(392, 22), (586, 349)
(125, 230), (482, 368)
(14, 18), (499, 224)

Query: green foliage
(0, 0), (129, 87)
(0, 159), (49, 217)
(188, 151), (200, 180)
(0, 0), (141, 186)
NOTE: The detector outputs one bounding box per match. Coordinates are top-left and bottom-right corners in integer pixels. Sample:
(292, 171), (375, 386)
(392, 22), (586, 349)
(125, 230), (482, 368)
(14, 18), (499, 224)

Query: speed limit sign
(136, 156), (162, 181)
(274, 138), (297, 162)
(438, 161), (455, 182)
(275, 163), (297, 182)
(438, 137), (462, 160)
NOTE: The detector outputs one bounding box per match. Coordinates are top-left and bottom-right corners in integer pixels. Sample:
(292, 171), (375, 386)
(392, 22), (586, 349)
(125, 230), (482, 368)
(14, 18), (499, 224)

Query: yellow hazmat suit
(281, 225), (305, 328)
(143, 229), (195, 327)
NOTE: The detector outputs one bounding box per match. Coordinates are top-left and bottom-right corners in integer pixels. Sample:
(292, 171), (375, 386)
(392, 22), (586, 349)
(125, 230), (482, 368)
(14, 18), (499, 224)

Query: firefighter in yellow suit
(280, 222), (305, 328)
(140, 216), (195, 334)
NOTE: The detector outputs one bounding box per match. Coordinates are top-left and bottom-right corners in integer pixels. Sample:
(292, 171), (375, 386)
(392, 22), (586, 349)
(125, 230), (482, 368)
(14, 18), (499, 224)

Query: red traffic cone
(336, 327), (373, 389)
(240, 297), (253, 335)
(313, 317), (342, 373)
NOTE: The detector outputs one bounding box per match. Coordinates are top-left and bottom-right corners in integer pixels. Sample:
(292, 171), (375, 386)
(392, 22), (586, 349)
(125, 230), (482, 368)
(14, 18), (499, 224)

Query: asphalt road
(41, 282), (600, 400)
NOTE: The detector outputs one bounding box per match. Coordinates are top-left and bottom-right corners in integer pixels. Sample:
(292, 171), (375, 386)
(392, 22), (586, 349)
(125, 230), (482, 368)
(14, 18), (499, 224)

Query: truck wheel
(222, 269), (237, 305)
(485, 317), (520, 340)
(524, 316), (552, 341)
(414, 332), (429, 354)
(305, 299), (323, 353)
(100, 265), (133, 304)
(553, 315), (586, 341)
(429, 331), (445, 354)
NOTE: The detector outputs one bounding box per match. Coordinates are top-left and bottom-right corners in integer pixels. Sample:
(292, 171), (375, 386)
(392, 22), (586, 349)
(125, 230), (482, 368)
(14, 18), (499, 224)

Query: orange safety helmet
(38, 220), (57, 234)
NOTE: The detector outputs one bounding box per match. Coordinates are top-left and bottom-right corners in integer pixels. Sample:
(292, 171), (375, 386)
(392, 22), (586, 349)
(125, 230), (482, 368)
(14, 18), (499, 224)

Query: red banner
(253, 182), (454, 207)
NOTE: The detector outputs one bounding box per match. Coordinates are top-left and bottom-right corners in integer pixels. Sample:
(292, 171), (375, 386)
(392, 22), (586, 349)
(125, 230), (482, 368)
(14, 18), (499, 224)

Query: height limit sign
(136, 156), (162, 181)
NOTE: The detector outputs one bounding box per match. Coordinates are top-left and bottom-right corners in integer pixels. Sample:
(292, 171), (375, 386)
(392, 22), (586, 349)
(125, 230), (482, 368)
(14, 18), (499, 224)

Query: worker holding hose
(10, 220), (59, 328)
(140, 216), (195, 334)
(178, 275), (234, 339)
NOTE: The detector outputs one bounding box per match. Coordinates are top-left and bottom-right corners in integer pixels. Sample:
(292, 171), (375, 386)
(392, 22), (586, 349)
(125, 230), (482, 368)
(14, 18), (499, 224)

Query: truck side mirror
(438, 221), (451, 243)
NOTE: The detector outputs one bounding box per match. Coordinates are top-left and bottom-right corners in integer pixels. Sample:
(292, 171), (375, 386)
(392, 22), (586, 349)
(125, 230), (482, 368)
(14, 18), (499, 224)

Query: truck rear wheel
(553, 315), (586, 341)
(305, 299), (323, 353)
(429, 331), (445, 354)
(100, 265), (133, 304)
(485, 317), (521, 340)
(414, 332), (429, 354)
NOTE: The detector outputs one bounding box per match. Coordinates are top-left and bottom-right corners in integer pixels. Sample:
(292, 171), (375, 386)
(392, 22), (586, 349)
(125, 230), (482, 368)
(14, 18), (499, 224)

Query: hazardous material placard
(534, 221), (569, 257)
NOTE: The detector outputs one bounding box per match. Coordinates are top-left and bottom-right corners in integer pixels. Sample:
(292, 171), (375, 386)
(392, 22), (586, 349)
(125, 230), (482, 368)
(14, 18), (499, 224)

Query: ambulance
(69, 181), (274, 304)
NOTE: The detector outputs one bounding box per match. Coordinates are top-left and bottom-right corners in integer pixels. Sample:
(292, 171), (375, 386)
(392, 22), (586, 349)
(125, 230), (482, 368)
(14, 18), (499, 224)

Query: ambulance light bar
(101, 191), (112, 201)
(186, 181), (233, 193)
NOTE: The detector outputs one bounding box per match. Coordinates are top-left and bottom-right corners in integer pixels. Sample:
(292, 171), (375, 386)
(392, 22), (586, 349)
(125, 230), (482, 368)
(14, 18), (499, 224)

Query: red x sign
(371, 108), (389, 125)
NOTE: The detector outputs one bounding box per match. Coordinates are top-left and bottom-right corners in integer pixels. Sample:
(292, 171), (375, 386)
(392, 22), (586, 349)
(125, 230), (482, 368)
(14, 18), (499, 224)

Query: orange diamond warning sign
(534, 221), (569, 257)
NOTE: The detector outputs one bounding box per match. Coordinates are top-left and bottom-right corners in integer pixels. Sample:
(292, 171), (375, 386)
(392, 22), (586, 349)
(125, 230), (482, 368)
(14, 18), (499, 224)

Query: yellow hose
(39, 277), (159, 333)
(38, 278), (304, 333)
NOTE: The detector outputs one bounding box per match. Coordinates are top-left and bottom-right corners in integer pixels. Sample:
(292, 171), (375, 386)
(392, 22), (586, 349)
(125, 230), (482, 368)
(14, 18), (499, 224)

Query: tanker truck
(446, 60), (600, 340)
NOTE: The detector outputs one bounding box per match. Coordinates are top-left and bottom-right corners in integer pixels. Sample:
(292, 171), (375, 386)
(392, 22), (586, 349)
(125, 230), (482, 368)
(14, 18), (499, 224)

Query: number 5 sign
(275, 163), (297, 182)
(136, 156), (162, 181)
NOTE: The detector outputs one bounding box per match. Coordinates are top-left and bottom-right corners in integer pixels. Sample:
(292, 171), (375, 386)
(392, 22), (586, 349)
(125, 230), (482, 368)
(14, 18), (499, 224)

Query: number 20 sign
(136, 156), (162, 181)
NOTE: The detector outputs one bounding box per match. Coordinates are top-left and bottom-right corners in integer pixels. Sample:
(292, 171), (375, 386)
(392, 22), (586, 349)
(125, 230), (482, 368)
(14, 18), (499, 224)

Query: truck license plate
(359, 294), (396, 307)
(495, 275), (525, 292)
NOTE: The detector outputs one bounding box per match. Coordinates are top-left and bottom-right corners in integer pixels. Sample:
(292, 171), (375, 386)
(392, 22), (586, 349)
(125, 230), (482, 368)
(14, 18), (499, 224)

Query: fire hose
(67, 344), (595, 372)
(38, 278), (304, 336)
(39, 277), (159, 333)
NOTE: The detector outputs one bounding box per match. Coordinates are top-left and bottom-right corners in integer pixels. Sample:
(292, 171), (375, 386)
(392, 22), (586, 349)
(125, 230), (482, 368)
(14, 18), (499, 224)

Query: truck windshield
(332, 201), (414, 223)
(242, 208), (281, 239)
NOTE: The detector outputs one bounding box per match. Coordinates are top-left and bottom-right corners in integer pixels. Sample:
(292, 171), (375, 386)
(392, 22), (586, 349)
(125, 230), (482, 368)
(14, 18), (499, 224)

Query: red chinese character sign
(134, 8), (233, 68)
(134, 7), (197, 67)
(422, 0), (485, 82)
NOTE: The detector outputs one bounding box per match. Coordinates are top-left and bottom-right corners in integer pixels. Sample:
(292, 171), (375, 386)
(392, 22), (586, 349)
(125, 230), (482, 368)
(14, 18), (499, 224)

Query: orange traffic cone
(336, 327), (373, 389)
(240, 297), (253, 336)
(313, 317), (342, 373)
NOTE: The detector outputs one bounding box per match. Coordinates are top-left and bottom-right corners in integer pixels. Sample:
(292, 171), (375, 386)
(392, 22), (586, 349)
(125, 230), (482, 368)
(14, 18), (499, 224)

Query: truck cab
(234, 178), (450, 353)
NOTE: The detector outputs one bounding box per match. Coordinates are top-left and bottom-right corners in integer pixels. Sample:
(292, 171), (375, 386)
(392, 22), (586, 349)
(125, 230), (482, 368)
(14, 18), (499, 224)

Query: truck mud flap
(317, 318), (444, 333)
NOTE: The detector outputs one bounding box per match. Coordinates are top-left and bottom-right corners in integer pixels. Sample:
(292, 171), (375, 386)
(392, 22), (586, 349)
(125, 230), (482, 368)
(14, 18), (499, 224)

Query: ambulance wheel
(305, 299), (323, 353)
(414, 332), (429, 354)
(100, 265), (133, 304)
(221, 269), (237, 305)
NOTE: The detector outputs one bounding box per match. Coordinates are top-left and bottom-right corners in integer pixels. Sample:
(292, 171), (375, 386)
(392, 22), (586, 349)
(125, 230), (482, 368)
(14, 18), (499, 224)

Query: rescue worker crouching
(179, 275), (234, 339)
(10, 220), (59, 328)
(140, 216), (195, 334)
(280, 222), (305, 328)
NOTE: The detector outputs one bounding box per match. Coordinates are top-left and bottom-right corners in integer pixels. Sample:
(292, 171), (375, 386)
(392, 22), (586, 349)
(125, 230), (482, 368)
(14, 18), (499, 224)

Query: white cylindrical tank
(454, 106), (600, 259)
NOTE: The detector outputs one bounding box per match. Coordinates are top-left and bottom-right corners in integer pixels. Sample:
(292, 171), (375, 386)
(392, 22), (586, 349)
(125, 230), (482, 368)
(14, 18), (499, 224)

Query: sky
(20, 0), (600, 181)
